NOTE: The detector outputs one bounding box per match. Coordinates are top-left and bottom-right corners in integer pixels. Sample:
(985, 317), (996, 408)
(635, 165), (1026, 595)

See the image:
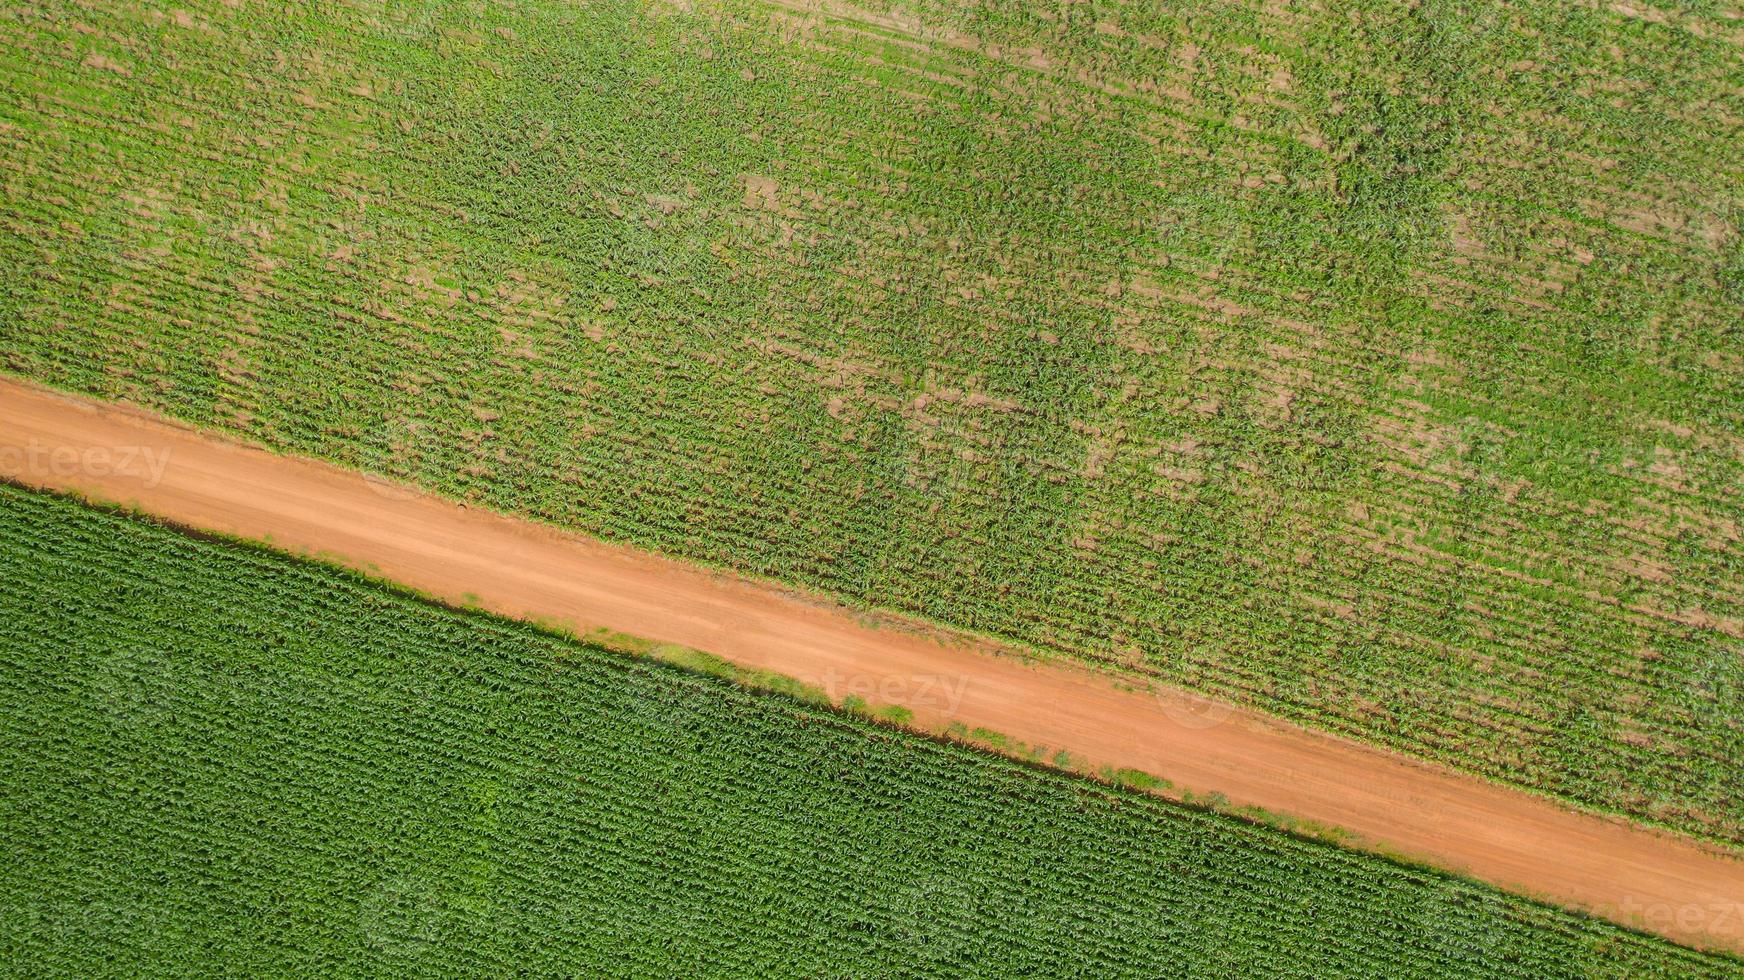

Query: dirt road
(3, 377), (1741, 954)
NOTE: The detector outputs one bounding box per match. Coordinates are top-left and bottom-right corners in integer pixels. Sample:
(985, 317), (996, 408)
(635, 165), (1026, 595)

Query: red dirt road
(3, 377), (1741, 954)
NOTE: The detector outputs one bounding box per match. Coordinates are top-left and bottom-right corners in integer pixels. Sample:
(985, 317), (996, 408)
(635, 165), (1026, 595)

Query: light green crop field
(1, 481), (1740, 977)
(1, 0), (1741, 847)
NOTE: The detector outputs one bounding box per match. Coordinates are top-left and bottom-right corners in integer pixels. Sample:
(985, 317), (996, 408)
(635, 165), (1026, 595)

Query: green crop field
(0, 481), (1736, 977)
(1, 0), (1741, 850)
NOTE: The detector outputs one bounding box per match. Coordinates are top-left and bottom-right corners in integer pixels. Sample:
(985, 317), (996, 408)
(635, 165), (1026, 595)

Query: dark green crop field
(1, 0), (1740, 846)
(0, 481), (1738, 977)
